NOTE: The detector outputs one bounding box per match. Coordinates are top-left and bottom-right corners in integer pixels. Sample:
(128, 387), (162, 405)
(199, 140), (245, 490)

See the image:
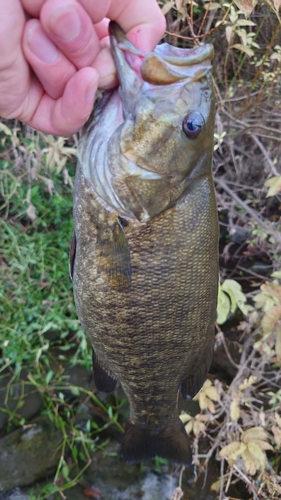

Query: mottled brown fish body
(72, 22), (218, 465)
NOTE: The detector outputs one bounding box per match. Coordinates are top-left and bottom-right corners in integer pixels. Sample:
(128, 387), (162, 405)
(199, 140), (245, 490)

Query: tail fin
(121, 419), (192, 466)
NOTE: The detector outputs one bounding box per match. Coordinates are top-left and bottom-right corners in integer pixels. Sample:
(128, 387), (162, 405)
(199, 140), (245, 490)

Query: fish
(71, 21), (219, 466)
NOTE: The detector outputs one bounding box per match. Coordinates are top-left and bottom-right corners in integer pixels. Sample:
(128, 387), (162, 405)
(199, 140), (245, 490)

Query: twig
(251, 135), (279, 176)
(164, 2), (233, 41)
(198, 0), (211, 36)
(219, 458), (224, 500)
(215, 328), (240, 369)
(215, 177), (281, 246)
(203, 9), (216, 35)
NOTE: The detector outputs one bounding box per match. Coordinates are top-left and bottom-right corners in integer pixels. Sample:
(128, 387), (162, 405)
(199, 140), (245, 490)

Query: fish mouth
(109, 21), (214, 85)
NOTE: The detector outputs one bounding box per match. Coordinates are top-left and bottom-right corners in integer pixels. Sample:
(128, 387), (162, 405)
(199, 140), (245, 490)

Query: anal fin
(180, 334), (214, 399)
(93, 350), (118, 393)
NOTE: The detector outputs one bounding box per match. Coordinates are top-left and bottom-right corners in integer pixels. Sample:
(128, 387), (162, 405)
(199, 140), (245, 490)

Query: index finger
(22, 0), (166, 51)
(106, 0), (166, 51)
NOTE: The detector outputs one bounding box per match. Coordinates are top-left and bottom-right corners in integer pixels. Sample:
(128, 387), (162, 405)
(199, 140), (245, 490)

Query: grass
(0, 156), (90, 373)
(0, 130), (127, 497)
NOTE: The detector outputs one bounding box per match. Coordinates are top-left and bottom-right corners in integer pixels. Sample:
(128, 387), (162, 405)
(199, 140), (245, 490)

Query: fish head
(79, 22), (215, 222)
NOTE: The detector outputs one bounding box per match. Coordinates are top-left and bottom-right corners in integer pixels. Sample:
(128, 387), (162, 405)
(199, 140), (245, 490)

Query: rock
(0, 488), (30, 500)
(0, 371), (42, 434)
(229, 225), (249, 245)
(0, 416), (62, 492)
(82, 442), (179, 500)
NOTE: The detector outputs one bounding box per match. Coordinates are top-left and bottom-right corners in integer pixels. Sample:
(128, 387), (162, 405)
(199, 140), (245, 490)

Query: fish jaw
(109, 21), (214, 88)
(78, 22), (215, 223)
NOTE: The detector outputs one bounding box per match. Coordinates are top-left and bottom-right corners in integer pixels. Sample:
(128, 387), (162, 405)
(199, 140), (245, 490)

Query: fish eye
(182, 112), (205, 139)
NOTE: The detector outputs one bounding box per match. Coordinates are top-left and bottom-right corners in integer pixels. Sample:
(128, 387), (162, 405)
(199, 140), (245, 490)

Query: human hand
(0, 0), (166, 136)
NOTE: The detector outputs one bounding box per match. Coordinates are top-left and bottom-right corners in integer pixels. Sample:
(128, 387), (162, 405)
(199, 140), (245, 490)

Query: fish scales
(72, 22), (219, 466)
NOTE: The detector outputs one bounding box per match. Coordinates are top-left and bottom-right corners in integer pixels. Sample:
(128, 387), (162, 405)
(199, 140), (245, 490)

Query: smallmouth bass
(71, 22), (218, 466)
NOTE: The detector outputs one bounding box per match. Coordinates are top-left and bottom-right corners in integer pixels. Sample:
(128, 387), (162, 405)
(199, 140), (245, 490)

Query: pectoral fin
(96, 219), (131, 291)
(69, 232), (76, 280)
(93, 350), (118, 393)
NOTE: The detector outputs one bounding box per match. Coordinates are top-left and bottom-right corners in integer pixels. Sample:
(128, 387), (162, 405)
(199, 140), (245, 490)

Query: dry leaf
(239, 375), (257, 391)
(242, 426), (269, 443)
(175, 0), (183, 9)
(230, 397), (240, 421)
(248, 441), (267, 462)
(194, 379), (219, 413)
(204, 381), (219, 402)
(226, 26), (234, 44)
(180, 412), (206, 436)
(180, 412), (192, 424)
(275, 412), (281, 428)
(193, 418), (206, 436)
(220, 427), (272, 475)
(241, 447), (259, 475)
(231, 43), (254, 57)
(261, 283), (281, 304)
(267, 0), (281, 11)
(272, 425), (281, 447)
(265, 175), (281, 197)
(220, 441), (246, 466)
(210, 478), (223, 491)
(275, 326), (281, 360)
(162, 0), (175, 15)
(234, 0), (258, 17)
(261, 305), (281, 334)
(203, 2), (221, 9)
(0, 122), (12, 136)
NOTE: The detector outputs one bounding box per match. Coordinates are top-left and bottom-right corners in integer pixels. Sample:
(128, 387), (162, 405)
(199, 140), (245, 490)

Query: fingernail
(50, 7), (82, 42)
(86, 80), (97, 104)
(28, 24), (59, 64)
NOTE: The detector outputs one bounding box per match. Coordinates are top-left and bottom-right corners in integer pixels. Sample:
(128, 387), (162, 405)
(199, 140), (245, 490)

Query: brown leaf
(219, 441), (245, 459)
(275, 325), (281, 360)
(231, 43), (254, 57)
(261, 305), (281, 334)
(239, 375), (257, 391)
(241, 448), (258, 475)
(267, 0), (281, 11)
(261, 283), (281, 304)
(162, 0), (175, 15)
(242, 427), (269, 444)
(234, 0), (258, 17)
(247, 441), (266, 463)
(230, 397), (240, 421)
(83, 487), (102, 499)
(226, 26), (234, 44)
(275, 412), (281, 428)
(272, 425), (281, 447)
(265, 175), (281, 197)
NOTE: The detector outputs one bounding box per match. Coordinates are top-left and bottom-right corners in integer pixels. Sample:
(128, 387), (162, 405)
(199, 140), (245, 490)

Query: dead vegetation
(160, 1), (281, 498)
(0, 1), (281, 498)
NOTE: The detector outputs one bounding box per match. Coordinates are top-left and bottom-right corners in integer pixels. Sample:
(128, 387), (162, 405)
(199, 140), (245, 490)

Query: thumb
(0, 0), (30, 118)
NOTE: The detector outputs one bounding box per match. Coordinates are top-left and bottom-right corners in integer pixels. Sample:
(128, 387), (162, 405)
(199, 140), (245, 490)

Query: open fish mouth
(109, 21), (214, 85)
(78, 21), (215, 222)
